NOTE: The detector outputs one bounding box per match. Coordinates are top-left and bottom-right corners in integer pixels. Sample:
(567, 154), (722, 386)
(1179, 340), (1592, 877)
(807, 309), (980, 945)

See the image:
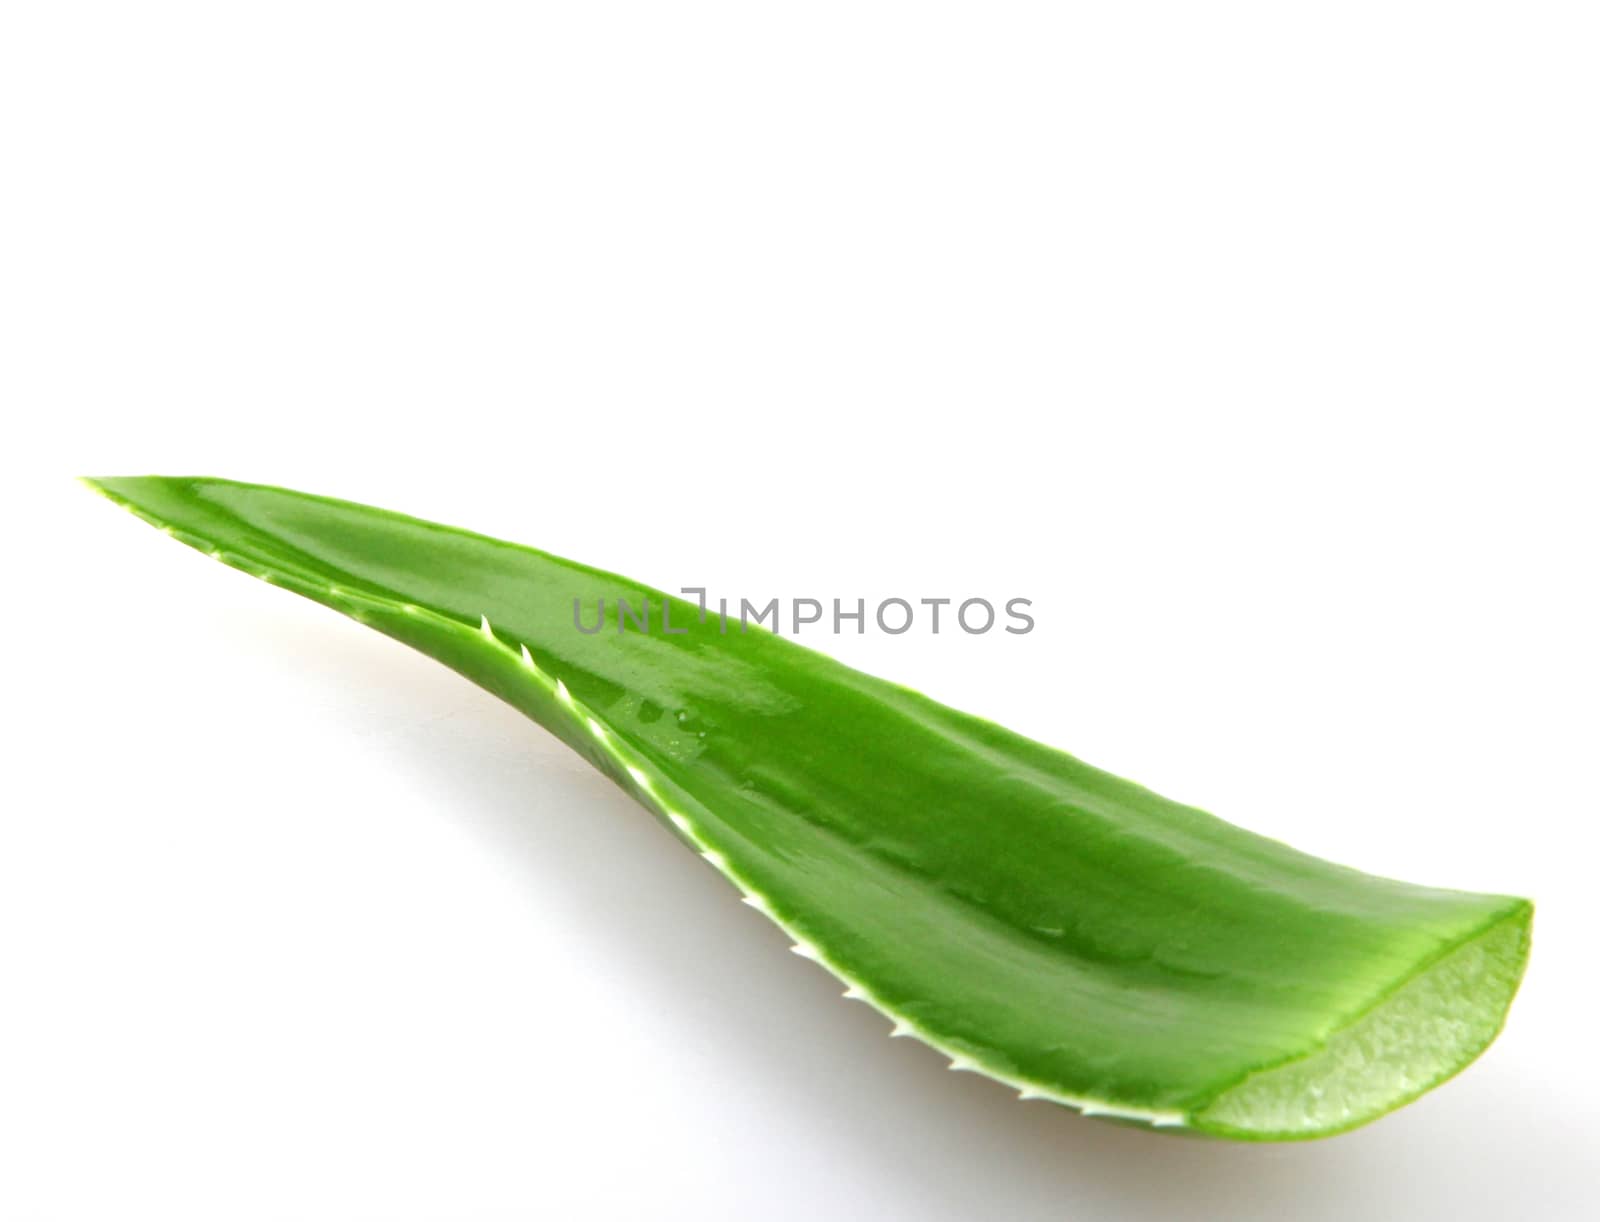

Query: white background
(3, 3), (1596, 1219)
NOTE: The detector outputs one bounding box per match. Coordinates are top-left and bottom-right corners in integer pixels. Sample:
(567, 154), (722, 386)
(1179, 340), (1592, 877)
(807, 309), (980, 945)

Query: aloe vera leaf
(85, 475), (1531, 1141)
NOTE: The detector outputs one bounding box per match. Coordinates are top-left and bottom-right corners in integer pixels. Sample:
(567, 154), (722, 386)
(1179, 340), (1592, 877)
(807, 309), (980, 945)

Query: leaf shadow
(225, 605), (1581, 1222)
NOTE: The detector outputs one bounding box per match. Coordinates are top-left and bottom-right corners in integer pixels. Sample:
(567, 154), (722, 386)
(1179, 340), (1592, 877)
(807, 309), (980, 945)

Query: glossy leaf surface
(87, 476), (1531, 1140)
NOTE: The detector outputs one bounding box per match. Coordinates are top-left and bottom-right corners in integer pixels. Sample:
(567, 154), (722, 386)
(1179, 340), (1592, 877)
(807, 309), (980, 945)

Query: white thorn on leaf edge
(890, 1022), (912, 1038)
(479, 614), (494, 639)
(790, 943), (821, 961)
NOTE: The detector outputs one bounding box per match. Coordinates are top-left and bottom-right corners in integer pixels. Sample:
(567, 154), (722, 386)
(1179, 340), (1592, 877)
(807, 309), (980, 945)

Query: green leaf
(86, 475), (1531, 1140)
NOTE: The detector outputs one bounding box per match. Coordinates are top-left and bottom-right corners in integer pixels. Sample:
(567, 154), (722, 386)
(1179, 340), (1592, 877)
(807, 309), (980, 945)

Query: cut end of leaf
(1191, 900), (1532, 1140)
